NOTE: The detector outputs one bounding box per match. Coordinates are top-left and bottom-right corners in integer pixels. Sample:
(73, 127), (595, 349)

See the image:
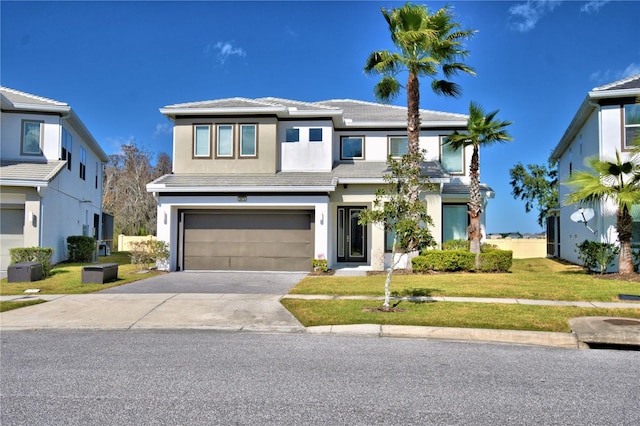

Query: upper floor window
(309, 128), (323, 142)
(441, 136), (464, 174)
(341, 136), (364, 160)
(62, 127), (73, 170)
(624, 104), (640, 148)
(388, 136), (408, 158)
(286, 128), (299, 143)
(95, 162), (99, 189)
(216, 125), (234, 157)
(21, 120), (43, 155)
(240, 124), (257, 157)
(194, 125), (211, 157)
(79, 147), (87, 180)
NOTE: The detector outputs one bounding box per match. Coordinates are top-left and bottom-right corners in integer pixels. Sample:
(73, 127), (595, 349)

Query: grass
(283, 258), (640, 332)
(291, 258), (640, 302)
(280, 299), (640, 332)
(0, 299), (48, 312)
(0, 252), (165, 295)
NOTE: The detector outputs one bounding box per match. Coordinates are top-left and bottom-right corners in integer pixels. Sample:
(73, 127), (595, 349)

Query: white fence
(117, 235), (157, 252)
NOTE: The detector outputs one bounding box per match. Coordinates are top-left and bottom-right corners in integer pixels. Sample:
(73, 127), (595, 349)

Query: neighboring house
(0, 87), (108, 271)
(148, 97), (496, 272)
(549, 74), (640, 267)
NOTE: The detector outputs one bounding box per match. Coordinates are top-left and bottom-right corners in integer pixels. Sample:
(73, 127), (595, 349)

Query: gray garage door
(1, 207), (25, 271)
(182, 210), (314, 271)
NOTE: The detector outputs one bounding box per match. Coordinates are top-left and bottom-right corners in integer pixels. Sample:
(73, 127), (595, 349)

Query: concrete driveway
(99, 271), (308, 294)
(0, 271), (309, 332)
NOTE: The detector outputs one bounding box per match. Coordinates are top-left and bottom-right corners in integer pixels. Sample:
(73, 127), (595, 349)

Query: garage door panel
(182, 211), (313, 271)
(1, 208), (25, 271)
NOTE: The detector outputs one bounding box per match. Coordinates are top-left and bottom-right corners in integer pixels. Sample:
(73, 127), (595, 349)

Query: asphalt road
(2, 331), (638, 425)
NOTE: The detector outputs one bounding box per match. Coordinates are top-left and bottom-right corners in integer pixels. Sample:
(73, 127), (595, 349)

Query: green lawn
(0, 252), (165, 295)
(283, 258), (640, 332)
(0, 299), (47, 312)
(291, 258), (640, 302)
(281, 299), (640, 332)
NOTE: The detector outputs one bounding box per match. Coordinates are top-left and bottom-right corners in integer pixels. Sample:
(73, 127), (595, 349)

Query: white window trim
(193, 124), (211, 158)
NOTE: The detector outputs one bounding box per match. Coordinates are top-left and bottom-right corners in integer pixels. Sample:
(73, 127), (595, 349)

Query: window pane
(23, 121), (41, 154)
(194, 125), (210, 156)
(309, 128), (322, 142)
(342, 137), (363, 159)
(625, 104), (640, 126)
(385, 229), (396, 252)
(218, 125), (233, 156)
(443, 205), (468, 242)
(241, 125), (256, 156)
(389, 137), (408, 157)
(286, 128), (299, 142)
(442, 141), (463, 173)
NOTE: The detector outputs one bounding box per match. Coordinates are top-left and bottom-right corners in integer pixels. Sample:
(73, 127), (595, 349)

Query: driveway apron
(0, 271), (308, 331)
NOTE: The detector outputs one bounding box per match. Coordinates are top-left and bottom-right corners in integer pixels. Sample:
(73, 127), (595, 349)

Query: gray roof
(317, 99), (468, 123)
(0, 87), (68, 109)
(160, 97), (467, 128)
(0, 160), (67, 186)
(149, 161), (455, 193)
(442, 183), (494, 196)
(592, 73), (640, 92)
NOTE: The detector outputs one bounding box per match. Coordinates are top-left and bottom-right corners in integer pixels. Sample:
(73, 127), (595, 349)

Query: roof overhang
(147, 184), (337, 193)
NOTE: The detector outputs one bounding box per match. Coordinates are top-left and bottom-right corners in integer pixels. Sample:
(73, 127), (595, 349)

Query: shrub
(412, 250), (475, 272)
(312, 258), (328, 272)
(478, 250), (512, 272)
(129, 239), (169, 270)
(67, 236), (96, 263)
(442, 239), (469, 251)
(412, 249), (512, 273)
(9, 247), (54, 277)
(576, 240), (619, 274)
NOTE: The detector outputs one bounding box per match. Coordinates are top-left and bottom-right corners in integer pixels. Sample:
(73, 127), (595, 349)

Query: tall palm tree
(364, 2), (475, 202)
(445, 102), (513, 266)
(564, 148), (640, 274)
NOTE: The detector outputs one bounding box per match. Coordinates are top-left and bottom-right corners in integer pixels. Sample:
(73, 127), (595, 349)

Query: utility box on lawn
(82, 263), (119, 284)
(7, 262), (44, 283)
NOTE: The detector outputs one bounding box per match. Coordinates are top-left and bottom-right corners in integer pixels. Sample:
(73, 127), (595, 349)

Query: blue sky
(2, 1), (639, 234)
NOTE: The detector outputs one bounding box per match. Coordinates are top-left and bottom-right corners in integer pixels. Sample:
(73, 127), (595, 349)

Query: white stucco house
(147, 97), (496, 272)
(549, 74), (640, 267)
(0, 87), (109, 271)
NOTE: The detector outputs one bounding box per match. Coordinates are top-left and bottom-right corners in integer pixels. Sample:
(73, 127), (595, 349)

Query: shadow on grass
(392, 287), (441, 297)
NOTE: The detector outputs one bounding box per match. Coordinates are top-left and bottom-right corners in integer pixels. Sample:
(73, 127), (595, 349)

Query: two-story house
(549, 74), (640, 267)
(148, 97), (495, 272)
(0, 87), (109, 271)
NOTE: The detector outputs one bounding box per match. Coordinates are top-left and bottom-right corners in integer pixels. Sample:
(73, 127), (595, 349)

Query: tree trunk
(617, 207), (635, 274)
(406, 71), (421, 205)
(468, 145), (482, 269)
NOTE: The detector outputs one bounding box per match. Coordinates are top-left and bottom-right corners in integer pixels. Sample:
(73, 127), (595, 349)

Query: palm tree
(564, 149), (640, 274)
(445, 102), (513, 267)
(364, 2), (475, 202)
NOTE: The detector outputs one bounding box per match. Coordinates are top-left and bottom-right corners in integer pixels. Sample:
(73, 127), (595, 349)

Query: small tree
(509, 160), (558, 227)
(359, 152), (436, 309)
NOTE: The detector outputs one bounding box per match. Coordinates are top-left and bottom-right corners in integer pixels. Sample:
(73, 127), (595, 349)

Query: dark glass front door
(337, 206), (367, 263)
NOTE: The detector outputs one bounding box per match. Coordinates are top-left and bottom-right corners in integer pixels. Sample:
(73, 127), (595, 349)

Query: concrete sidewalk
(2, 293), (639, 349)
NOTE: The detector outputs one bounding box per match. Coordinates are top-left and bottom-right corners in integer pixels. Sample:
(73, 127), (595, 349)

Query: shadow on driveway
(99, 271), (309, 295)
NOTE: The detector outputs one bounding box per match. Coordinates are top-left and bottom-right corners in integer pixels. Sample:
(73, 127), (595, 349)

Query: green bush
(129, 239), (169, 270)
(312, 258), (328, 272)
(412, 250), (475, 272)
(9, 247), (54, 277)
(442, 239), (469, 251)
(478, 250), (513, 272)
(576, 240), (619, 274)
(67, 236), (96, 262)
(412, 249), (512, 273)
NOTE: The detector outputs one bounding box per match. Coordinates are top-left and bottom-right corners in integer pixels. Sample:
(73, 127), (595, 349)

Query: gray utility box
(7, 262), (44, 283)
(82, 263), (119, 284)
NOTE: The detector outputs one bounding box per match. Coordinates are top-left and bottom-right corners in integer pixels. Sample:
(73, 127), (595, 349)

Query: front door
(337, 206), (367, 263)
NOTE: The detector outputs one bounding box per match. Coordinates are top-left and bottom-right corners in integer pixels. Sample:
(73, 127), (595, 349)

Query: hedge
(9, 247), (54, 277)
(67, 236), (96, 263)
(412, 249), (512, 273)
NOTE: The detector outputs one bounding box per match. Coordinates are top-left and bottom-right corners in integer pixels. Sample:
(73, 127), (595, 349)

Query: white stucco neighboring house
(549, 74), (640, 268)
(148, 97), (496, 272)
(0, 87), (109, 271)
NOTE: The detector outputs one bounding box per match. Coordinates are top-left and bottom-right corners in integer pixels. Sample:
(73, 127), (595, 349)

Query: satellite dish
(570, 208), (595, 223)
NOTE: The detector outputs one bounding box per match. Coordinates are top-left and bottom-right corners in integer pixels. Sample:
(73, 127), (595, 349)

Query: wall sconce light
(163, 212), (167, 224)
(237, 195), (247, 202)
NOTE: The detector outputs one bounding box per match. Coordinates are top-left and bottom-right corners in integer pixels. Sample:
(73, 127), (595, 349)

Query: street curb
(305, 324), (580, 348)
